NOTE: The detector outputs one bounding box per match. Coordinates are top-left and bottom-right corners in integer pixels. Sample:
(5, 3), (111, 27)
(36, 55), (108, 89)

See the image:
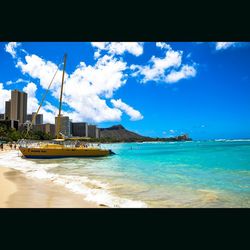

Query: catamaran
(19, 54), (115, 158)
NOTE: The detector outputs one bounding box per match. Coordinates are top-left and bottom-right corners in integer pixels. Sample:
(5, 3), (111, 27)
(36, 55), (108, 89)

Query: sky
(0, 41), (250, 140)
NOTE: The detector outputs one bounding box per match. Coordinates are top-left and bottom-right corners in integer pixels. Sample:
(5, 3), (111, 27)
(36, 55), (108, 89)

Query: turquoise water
(1, 140), (249, 207)
(47, 140), (250, 207)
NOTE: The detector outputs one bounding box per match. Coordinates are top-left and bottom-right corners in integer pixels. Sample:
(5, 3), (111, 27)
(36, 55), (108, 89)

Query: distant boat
(19, 54), (115, 158)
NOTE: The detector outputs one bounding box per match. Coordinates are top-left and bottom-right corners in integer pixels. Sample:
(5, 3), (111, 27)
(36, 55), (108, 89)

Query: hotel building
(10, 89), (27, 124)
(55, 115), (71, 137)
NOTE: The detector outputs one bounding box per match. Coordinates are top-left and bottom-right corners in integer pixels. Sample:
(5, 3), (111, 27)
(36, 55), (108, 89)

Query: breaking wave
(0, 151), (147, 208)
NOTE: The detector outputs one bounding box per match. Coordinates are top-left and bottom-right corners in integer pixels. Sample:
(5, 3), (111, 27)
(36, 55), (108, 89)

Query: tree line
(0, 124), (53, 142)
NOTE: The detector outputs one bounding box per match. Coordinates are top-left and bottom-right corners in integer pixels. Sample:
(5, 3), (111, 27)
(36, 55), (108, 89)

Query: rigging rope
(24, 59), (63, 138)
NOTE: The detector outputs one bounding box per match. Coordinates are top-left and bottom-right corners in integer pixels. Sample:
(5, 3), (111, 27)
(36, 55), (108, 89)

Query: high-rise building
(96, 128), (100, 139)
(27, 112), (43, 125)
(36, 114), (43, 125)
(33, 123), (55, 137)
(10, 89), (27, 124)
(55, 115), (70, 137)
(5, 100), (11, 120)
(69, 119), (73, 135)
(26, 114), (32, 123)
(88, 124), (100, 138)
(44, 123), (55, 137)
(71, 122), (88, 137)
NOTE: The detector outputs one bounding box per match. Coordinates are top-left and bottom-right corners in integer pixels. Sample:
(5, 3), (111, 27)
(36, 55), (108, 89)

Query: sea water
(0, 140), (249, 207)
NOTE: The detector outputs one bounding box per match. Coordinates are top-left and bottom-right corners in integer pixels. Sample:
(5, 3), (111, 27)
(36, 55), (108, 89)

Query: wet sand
(0, 167), (103, 208)
(0, 148), (105, 208)
(0, 167), (17, 207)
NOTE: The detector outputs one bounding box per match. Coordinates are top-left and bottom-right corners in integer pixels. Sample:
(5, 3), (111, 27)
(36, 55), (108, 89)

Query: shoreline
(0, 166), (104, 208)
(0, 150), (105, 208)
(0, 149), (147, 208)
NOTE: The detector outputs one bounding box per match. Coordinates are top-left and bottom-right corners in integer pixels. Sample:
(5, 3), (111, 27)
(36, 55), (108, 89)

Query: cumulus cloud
(23, 82), (39, 114)
(131, 43), (196, 84)
(23, 82), (37, 98)
(4, 42), (21, 58)
(6, 78), (30, 85)
(165, 64), (196, 83)
(10, 45), (142, 123)
(215, 42), (236, 50)
(111, 99), (143, 121)
(91, 42), (144, 57)
(0, 83), (11, 113)
(62, 54), (126, 122)
(94, 50), (101, 59)
(16, 54), (65, 98)
(156, 42), (171, 50)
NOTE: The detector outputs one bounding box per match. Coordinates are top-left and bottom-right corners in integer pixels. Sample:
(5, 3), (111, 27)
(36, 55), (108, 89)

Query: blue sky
(0, 42), (249, 139)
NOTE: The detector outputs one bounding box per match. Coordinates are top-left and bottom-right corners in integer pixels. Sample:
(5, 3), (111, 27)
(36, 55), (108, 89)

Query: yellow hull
(19, 146), (112, 158)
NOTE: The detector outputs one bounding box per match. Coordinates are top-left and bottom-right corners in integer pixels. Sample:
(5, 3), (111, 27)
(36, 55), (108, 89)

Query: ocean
(0, 140), (250, 207)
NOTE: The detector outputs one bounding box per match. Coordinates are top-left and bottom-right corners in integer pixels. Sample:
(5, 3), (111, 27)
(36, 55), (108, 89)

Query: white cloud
(6, 78), (30, 85)
(14, 50), (142, 123)
(169, 129), (175, 134)
(215, 42), (236, 50)
(156, 42), (171, 50)
(215, 42), (249, 51)
(91, 42), (144, 57)
(23, 82), (39, 114)
(165, 64), (196, 83)
(40, 108), (57, 124)
(131, 42), (197, 84)
(23, 82), (37, 98)
(43, 101), (58, 114)
(17, 54), (66, 96)
(94, 50), (101, 59)
(4, 42), (21, 58)
(0, 83), (11, 113)
(197, 42), (247, 51)
(111, 99), (143, 121)
(91, 42), (107, 50)
(5, 43), (145, 124)
(62, 54), (126, 122)
(0, 82), (56, 123)
(23, 82), (58, 124)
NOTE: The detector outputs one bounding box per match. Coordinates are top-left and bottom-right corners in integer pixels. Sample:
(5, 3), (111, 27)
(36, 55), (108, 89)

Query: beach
(0, 148), (103, 208)
(1, 140), (250, 208)
(0, 167), (17, 207)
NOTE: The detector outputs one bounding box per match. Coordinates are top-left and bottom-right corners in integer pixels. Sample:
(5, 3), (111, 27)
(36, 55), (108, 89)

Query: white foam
(141, 141), (165, 144)
(215, 139), (250, 142)
(0, 151), (147, 208)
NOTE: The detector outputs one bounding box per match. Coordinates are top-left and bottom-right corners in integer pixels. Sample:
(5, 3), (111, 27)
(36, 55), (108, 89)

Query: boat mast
(56, 53), (67, 139)
(24, 60), (62, 138)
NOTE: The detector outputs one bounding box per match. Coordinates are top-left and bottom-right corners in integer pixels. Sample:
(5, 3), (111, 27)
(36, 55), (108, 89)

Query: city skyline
(0, 88), (100, 138)
(0, 42), (250, 139)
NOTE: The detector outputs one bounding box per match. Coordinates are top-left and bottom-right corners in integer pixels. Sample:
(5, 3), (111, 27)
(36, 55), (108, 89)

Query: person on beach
(10, 143), (13, 150)
(14, 144), (17, 150)
(0, 143), (3, 151)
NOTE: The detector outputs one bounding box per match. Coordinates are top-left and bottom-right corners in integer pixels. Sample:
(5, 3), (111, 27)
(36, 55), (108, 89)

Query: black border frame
(0, 1), (249, 245)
